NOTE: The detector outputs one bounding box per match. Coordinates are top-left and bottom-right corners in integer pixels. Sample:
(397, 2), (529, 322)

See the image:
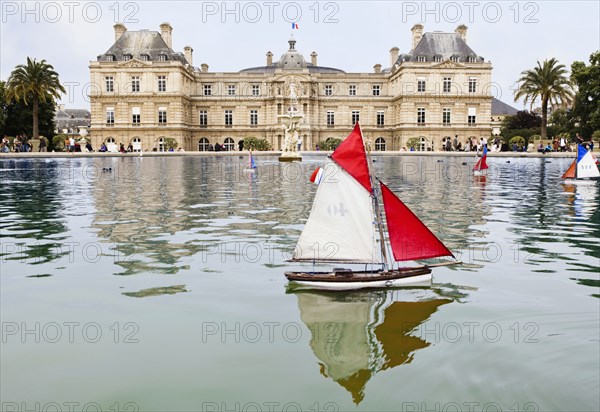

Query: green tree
(514, 58), (574, 141)
(0, 81), (6, 131)
(570, 51), (600, 138)
(162, 137), (179, 150)
(318, 137), (342, 151)
(509, 136), (525, 149)
(243, 136), (272, 151)
(5, 57), (65, 138)
(1, 96), (56, 139)
(502, 110), (541, 130)
(406, 137), (420, 150)
(548, 108), (573, 135)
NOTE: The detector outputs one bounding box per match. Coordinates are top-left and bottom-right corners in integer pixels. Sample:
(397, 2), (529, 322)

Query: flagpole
(359, 122), (390, 271)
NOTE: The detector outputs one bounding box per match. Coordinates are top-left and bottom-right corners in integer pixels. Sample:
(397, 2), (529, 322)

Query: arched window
(105, 137), (115, 143)
(158, 137), (166, 152)
(223, 137), (235, 151)
(198, 138), (210, 151)
(375, 137), (386, 151)
(132, 137), (142, 152)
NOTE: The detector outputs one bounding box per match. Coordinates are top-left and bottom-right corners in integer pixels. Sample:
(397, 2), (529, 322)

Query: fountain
(278, 82), (303, 162)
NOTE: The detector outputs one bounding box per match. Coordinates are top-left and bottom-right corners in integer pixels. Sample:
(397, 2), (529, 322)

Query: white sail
(292, 159), (380, 263)
(577, 150), (600, 179)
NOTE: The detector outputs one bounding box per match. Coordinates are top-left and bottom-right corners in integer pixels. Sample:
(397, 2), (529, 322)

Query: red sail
(473, 156), (488, 171)
(473, 146), (488, 171)
(380, 182), (454, 261)
(561, 160), (576, 179)
(331, 123), (372, 193)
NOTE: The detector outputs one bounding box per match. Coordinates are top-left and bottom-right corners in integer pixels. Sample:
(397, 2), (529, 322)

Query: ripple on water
(1, 156), (598, 411)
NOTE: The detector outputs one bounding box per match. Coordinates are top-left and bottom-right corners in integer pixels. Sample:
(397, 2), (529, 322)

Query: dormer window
(106, 55), (114, 62)
(451, 55), (460, 62)
(140, 54), (149, 61)
(123, 54), (132, 61)
(467, 55), (476, 63)
(417, 56), (426, 62)
(434, 55), (442, 63)
(158, 54), (167, 62)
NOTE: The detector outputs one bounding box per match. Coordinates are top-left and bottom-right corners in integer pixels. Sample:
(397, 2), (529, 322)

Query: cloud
(1, 1), (598, 109)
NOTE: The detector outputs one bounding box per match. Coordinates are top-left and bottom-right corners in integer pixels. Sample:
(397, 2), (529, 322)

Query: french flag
(292, 22), (299, 29)
(309, 167), (323, 185)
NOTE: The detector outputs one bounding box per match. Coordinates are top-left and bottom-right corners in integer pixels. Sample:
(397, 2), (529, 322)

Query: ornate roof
(97, 30), (187, 63)
(395, 32), (484, 65)
(239, 37), (344, 74)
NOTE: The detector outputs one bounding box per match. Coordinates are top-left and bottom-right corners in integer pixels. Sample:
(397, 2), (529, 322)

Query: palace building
(89, 23), (493, 152)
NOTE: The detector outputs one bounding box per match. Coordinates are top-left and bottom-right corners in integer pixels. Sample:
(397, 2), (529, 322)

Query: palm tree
(514, 58), (574, 141)
(5, 57), (65, 139)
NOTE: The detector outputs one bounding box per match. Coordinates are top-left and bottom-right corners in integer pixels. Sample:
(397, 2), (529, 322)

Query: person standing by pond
(39, 136), (47, 152)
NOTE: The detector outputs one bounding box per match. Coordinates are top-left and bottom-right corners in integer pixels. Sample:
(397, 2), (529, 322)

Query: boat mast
(359, 122), (390, 270)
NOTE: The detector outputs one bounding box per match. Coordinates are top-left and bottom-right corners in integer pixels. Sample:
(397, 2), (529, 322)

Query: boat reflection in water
(562, 182), (599, 219)
(290, 288), (452, 404)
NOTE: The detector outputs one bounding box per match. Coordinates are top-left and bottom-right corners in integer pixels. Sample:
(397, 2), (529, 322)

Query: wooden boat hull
(563, 178), (599, 184)
(285, 267), (432, 291)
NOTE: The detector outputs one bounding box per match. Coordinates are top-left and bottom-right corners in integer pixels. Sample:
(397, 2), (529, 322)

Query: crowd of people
(0, 133), (596, 155)
(1, 135), (35, 153)
(438, 136), (495, 152)
(535, 134), (594, 154)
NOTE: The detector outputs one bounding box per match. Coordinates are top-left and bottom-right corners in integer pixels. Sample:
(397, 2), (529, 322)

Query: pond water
(1, 155), (598, 412)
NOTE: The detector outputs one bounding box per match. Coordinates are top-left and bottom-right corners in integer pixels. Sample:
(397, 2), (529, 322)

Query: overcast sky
(1, 0), (598, 109)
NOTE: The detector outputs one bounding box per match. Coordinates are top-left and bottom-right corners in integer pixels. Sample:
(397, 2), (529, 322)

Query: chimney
(373, 64), (382, 74)
(184, 46), (193, 65)
(160, 22), (173, 49)
(310, 51), (317, 66)
(113, 22), (126, 42)
(266, 51), (273, 66)
(411, 24), (424, 50)
(455, 24), (467, 42)
(389, 47), (399, 67)
(201, 63), (209, 72)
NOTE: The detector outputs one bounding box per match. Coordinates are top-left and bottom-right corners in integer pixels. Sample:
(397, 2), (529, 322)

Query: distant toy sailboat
(244, 151), (257, 172)
(285, 123), (459, 291)
(473, 145), (488, 175)
(561, 145), (600, 180)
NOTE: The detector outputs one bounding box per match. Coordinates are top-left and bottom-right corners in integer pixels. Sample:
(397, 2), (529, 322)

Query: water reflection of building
(90, 157), (315, 275)
(375, 156), (490, 267)
(91, 157), (193, 275)
(292, 289), (452, 404)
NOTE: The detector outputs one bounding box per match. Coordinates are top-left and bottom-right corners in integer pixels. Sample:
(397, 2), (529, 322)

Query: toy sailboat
(244, 151), (257, 172)
(473, 145), (488, 176)
(285, 123), (459, 291)
(561, 145), (599, 180)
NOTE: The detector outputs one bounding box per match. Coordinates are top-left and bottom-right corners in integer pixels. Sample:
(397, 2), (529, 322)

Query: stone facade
(54, 104), (91, 134)
(89, 23), (493, 152)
